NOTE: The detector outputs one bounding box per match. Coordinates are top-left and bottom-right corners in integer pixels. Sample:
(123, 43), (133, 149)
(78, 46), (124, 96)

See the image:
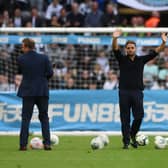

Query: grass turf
(0, 135), (168, 168)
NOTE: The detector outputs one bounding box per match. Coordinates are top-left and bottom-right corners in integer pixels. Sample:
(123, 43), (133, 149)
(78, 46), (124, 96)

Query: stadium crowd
(0, 0), (168, 91)
(0, 0), (164, 28)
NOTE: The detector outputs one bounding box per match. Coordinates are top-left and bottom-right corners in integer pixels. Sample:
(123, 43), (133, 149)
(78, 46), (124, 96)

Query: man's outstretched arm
(155, 32), (167, 53)
(112, 29), (122, 50)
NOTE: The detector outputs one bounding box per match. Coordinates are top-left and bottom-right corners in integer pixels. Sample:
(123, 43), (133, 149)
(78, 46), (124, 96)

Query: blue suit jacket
(17, 51), (53, 97)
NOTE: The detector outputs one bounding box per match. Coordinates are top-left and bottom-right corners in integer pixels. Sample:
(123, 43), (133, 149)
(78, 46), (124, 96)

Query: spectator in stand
(136, 16), (145, 37)
(66, 2), (84, 27)
(14, 74), (22, 91)
(130, 16), (138, 27)
(79, 0), (92, 16)
(129, 16), (145, 36)
(158, 61), (168, 81)
(58, 7), (68, 27)
(77, 45), (95, 60)
(50, 15), (60, 27)
(0, 48), (10, 81)
(137, 16), (145, 27)
(77, 70), (91, 89)
(95, 49), (110, 74)
(101, 2), (119, 27)
(76, 45), (95, 73)
(155, 61), (168, 89)
(53, 61), (67, 80)
(84, 0), (103, 27)
(25, 7), (45, 27)
(143, 58), (159, 79)
(103, 70), (118, 90)
(47, 44), (65, 64)
(12, 8), (25, 27)
(78, 55), (93, 71)
(24, 21), (32, 27)
(89, 80), (97, 90)
(1, 10), (11, 27)
(1, 48), (13, 87)
(143, 58), (159, 89)
(91, 63), (106, 89)
(0, 75), (9, 91)
(64, 77), (76, 89)
(145, 11), (160, 28)
(105, 46), (119, 71)
(8, 44), (22, 84)
(145, 11), (160, 36)
(156, 47), (168, 68)
(51, 59), (67, 89)
(45, 0), (63, 26)
(63, 44), (77, 69)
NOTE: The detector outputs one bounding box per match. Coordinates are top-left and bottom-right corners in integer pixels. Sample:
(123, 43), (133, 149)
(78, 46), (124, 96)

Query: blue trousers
(119, 90), (144, 145)
(20, 96), (50, 147)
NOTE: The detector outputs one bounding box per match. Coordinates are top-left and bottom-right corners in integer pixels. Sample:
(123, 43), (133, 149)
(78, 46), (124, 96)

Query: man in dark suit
(17, 38), (53, 151)
(24, 7), (45, 27)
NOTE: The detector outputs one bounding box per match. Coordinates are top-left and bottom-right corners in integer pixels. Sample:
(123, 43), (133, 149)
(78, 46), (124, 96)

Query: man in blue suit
(17, 38), (53, 151)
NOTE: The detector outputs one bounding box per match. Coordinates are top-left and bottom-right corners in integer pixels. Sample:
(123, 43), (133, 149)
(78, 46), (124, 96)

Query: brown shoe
(19, 146), (27, 151)
(44, 145), (52, 151)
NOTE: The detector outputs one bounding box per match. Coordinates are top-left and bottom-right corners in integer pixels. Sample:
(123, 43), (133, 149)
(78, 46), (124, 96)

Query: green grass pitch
(1, 135), (168, 168)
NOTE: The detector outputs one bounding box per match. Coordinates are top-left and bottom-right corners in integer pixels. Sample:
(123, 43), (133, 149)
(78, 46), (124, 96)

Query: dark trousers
(20, 96), (50, 147)
(119, 90), (144, 145)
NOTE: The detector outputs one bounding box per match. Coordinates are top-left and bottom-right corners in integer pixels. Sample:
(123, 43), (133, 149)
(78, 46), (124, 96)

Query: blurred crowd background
(0, 0), (167, 28)
(0, 0), (168, 91)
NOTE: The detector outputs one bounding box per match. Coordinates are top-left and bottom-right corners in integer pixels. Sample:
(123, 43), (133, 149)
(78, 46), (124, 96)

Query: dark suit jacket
(25, 16), (45, 27)
(17, 51), (53, 97)
(31, 16), (45, 27)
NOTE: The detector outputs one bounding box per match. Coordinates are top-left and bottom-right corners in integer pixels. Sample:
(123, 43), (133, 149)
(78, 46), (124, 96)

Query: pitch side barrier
(0, 90), (168, 135)
(0, 35), (167, 46)
(0, 27), (168, 46)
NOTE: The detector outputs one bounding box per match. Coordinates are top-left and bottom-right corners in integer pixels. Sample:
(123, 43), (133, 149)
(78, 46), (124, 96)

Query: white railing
(0, 27), (168, 33)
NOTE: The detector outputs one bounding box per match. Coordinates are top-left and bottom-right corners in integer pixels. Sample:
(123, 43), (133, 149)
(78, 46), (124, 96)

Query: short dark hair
(125, 40), (136, 48)
(22, 38), (35, 49)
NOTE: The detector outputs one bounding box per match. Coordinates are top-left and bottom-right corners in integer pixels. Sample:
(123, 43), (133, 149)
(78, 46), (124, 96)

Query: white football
(136, 134), (149, 146)
(50, 134), (59, 145)
(155, 135), (164, 141)
(30, 137), (43, 149)
(98, 134), (109, 146)
(154, 136), (167, 149)
(90, 136), (104, 150)
(165, 137), (168, 145)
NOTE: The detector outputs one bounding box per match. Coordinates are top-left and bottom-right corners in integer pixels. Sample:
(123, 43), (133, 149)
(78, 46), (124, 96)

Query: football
(90, 136), (104, 150)
(164, 137), (168, 145)
(98, 134), (109, 146)
(50, 134), (59, 145)
(155, 135), (164, 141)
(136, 134), (149, 146)
(30, 137), (43, 149)
(154, 136), (167, 149)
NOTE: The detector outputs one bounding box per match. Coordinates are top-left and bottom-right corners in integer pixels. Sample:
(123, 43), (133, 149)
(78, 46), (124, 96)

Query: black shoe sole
(123, 144), (129, 149)
(131, 143), (138, 148)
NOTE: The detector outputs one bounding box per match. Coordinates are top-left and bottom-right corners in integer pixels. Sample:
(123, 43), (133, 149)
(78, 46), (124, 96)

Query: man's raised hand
(161, 32), (167, 43)
(112, 29), (122, 38)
